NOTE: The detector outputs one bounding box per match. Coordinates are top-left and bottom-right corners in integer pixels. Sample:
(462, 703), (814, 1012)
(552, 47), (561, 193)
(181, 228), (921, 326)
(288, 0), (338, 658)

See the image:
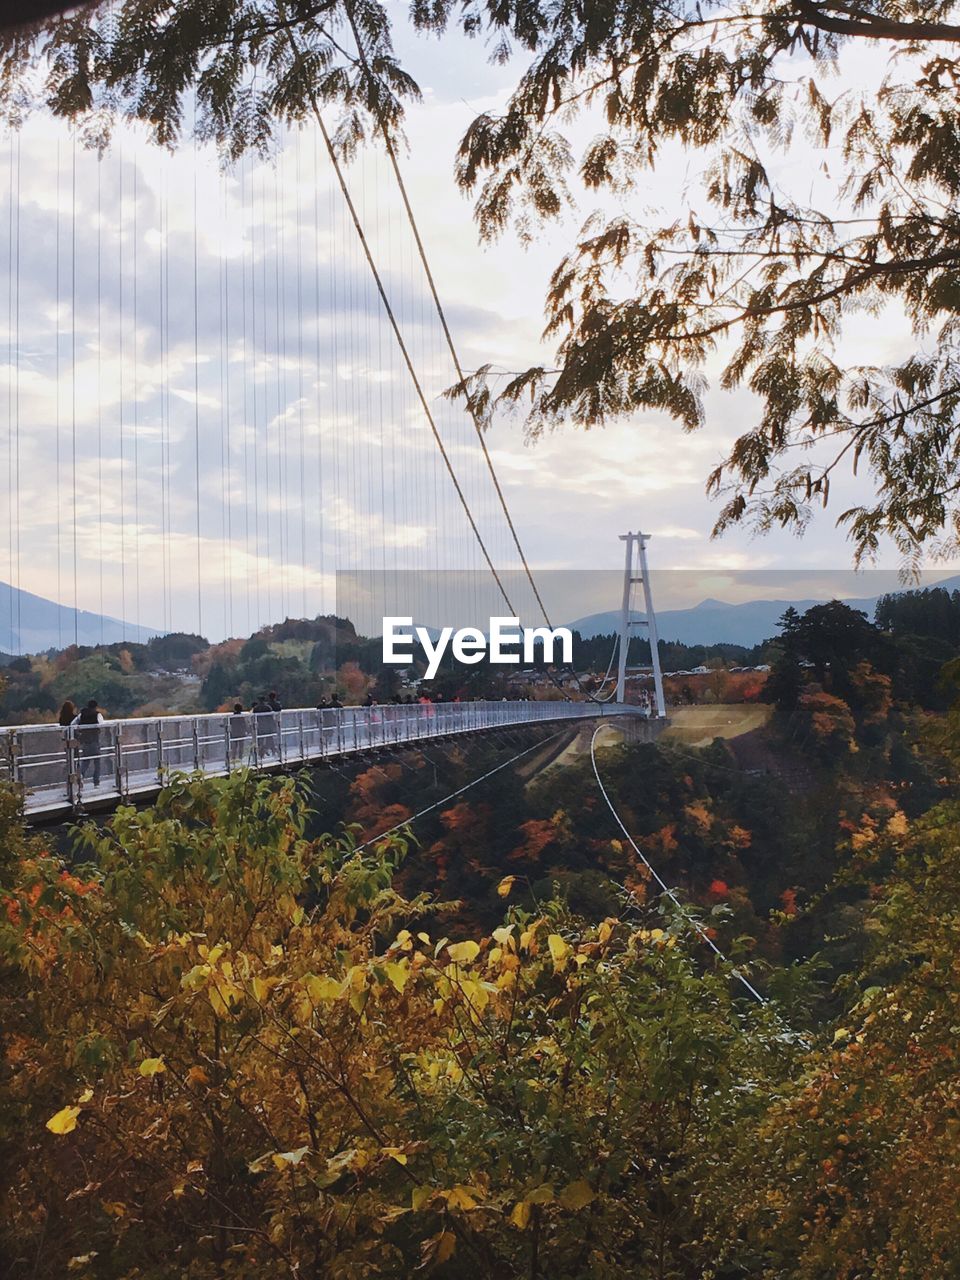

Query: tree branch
(796, 0), (960, 44)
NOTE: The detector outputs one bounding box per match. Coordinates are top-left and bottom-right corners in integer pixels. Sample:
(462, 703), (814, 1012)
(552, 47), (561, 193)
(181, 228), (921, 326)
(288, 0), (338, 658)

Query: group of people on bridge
(50, 686), (552, 787)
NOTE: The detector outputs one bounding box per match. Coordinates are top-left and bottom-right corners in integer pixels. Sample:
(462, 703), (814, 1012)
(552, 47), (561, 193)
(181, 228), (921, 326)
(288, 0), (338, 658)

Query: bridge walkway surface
(1, 700), (658, 825)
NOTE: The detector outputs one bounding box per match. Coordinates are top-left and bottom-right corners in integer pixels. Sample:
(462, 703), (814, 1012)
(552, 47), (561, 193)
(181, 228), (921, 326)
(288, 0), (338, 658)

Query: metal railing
(0, 700), (650, 819)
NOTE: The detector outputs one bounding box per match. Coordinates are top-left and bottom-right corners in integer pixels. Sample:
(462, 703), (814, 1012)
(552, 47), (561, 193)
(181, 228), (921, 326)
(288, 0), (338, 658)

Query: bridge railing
(1, 699), (646, 818)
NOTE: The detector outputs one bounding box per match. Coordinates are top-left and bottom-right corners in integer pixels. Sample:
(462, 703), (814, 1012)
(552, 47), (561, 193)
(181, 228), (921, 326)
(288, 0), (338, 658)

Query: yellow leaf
(208, 980), (242, 1017)
(459, 976), (491, 1014)
(510, 1200), (531, 1229)
(436, 1231), (457, 1262)
(270, 1147), (310, 1170)
(382, 1146), (408, 1165)
(383, 960), (410, 994)
(497, 875), (516, 898)
(492, 924), (515, 947)
(411, 1185), (433, 1211)
(547, 934), (571, 970)
(180, 962), (211, 991)
(77, 1088), (94, 1104)
(443, 1185), (479, 1210)
(67, 1254), (98, 1269)
(138, 1057), (166, 1077)
(447, 940), (480, 965)
(559, 1179), (595, 1210)
(598, 919), (614, 944)
(305, 974), (344, 1002)
(833, 1027), (850, 1043)
(46, 1105), (80, 1135)
(101, 1201), (126, 1217)
(252, 975), (281, 1003)
(527, 1183), (554, 1205)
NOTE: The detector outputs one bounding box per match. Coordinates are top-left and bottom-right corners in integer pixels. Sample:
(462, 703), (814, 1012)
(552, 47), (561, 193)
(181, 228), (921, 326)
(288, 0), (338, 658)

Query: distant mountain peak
(0, 581), (158, 655)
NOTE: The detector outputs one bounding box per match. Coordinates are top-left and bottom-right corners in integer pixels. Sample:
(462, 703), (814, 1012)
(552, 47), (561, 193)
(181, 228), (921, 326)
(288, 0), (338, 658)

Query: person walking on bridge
(72, 698), (104, 788)
(252, 694), (278, 757)
(229, 702), (249, 765)
(268, 691), (283, 755)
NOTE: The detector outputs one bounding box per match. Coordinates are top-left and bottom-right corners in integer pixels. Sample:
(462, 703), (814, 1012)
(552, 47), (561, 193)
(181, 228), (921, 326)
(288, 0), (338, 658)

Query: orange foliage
(726, 824), (752, 850)
(193, 636), (244, 678)
(849, 660), (893, 724)
(684, 802), (713, 833)
(337, 661), (370, 699)
(800, 690), (857, 751)
(440, 802), (478, 832)
(642, 824), (678, 857)
(362, 804), (413, 843)
(349, 765), (407, 836)
(509, 818), (559, 863)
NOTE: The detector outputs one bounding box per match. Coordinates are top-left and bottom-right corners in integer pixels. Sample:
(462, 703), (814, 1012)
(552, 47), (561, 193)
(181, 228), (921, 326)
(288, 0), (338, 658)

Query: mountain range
(6, 574), (960, 656)
(0, 581), (158, 655)
(567, 575), (960, 648)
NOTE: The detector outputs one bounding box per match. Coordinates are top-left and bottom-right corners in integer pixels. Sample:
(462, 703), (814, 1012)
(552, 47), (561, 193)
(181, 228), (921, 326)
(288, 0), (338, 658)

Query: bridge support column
(616, 715), (667, 745)
(616, 530), (666, 717)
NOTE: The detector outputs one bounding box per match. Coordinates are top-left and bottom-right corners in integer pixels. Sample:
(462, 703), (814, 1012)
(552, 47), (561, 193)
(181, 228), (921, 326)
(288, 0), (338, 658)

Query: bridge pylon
(616, 531), (666, 717)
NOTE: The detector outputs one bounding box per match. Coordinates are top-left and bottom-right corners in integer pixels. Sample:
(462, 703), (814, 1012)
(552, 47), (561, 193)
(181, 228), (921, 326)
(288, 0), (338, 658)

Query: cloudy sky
(0, 8), (954, 645)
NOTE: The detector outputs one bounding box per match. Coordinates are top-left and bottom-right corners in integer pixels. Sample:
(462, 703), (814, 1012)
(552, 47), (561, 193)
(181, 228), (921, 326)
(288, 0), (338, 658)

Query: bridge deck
(1, 700), (653, 823)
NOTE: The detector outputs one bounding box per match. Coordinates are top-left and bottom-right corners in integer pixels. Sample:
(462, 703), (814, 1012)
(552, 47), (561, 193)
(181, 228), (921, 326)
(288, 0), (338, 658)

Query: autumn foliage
(0, 773), (782, 1278)
(5, 727), (960, 1277)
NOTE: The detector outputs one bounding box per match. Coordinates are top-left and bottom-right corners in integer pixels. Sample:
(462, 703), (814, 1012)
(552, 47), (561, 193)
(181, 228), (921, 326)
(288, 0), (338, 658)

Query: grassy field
(532, 703), (774, 768)
(660, 703), (772, 747)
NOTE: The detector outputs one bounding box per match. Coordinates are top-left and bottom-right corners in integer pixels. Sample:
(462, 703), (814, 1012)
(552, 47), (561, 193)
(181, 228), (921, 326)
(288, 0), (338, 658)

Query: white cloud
(0, 28), (955, 647)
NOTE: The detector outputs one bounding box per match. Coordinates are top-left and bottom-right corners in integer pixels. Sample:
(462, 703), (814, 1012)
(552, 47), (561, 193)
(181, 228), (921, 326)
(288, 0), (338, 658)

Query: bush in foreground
(0, 772), (785, 1279)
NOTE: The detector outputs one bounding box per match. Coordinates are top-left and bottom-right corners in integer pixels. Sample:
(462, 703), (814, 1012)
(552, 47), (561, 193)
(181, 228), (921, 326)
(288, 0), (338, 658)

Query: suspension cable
(279, 14), (519, 622)
(589, 725), (765, 1003)
(343, 5), (554, 634)
(338, 23), (639, 707)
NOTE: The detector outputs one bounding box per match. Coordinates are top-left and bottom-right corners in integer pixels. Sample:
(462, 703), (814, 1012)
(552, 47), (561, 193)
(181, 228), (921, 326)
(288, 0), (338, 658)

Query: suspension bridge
(5, 699), (661, 824)
(0, 102), (667, 824)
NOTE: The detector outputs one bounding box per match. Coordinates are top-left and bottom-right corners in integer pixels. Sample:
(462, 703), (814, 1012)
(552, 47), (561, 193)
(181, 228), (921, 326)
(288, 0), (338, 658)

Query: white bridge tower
(616, 531), (666, 717)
